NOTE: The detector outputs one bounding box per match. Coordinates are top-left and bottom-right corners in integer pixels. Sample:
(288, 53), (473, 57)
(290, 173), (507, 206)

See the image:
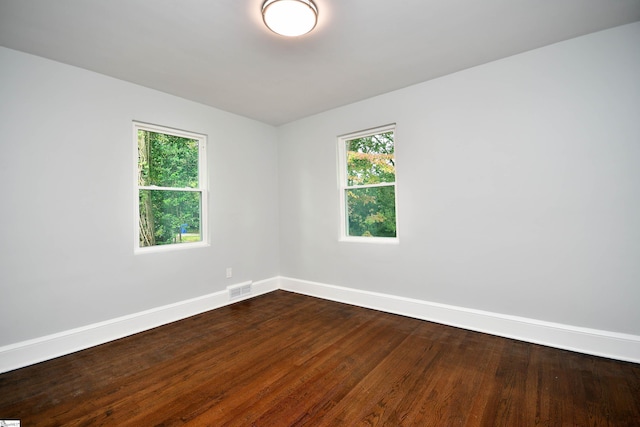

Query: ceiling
(1, 0), (639, 126)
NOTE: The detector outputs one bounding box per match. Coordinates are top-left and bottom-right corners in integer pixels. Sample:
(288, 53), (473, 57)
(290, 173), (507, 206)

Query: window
(134, 122), (207, 251)
(338, 124), (397, 241)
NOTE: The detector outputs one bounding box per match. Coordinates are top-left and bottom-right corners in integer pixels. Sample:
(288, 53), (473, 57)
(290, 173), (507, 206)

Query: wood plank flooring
(1, 290), (639, 426)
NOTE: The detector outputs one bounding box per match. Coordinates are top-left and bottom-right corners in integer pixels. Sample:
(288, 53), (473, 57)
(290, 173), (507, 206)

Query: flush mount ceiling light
(262, 0), (318, 37)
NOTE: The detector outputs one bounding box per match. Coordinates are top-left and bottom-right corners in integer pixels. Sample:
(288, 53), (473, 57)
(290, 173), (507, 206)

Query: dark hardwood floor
(1, 290), (639, 426)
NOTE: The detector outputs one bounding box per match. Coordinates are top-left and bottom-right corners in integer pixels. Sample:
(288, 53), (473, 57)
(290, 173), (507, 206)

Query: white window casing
(133, 121), (208, 253)
(337, 124), (399, 244)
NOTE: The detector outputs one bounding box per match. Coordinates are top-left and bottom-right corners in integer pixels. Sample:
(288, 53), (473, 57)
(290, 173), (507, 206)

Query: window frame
(133, 121), (209, 253)
(337, 124), (399, 244)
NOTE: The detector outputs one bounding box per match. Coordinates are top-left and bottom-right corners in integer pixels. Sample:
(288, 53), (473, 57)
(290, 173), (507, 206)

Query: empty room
(1, 1), (639, 425)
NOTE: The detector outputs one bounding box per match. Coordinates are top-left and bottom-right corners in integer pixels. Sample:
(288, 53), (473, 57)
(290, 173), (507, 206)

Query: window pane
(138, 130), (199, 188)
(346, 131), (395, 186)
(346, 185), (396, 238)
(139, 190), (201, 247)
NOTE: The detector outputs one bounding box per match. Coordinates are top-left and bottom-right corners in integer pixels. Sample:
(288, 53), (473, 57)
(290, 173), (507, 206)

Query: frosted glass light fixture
(262, 0), (318, 37)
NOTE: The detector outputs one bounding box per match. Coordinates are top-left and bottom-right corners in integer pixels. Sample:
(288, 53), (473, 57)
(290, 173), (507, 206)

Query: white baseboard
(0, 277), (279, 374)
(279, 276), (640, 364)
(2, 275), (638, 374)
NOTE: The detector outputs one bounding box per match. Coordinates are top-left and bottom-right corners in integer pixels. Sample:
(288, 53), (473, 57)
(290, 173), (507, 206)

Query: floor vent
(228, 282), (252, 300)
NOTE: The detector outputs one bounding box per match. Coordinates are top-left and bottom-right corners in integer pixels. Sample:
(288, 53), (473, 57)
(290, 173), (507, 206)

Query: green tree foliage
(346, 132), (396, 237)
(138, 130), (201, 246)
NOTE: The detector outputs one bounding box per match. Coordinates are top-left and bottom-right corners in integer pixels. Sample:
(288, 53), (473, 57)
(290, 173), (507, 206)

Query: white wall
(278, 23), (640, 336)
(0, 47), (280, 346)
(1, 22), (639, 366)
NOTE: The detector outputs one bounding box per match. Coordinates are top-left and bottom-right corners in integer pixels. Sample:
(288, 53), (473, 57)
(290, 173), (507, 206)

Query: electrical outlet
(226, 267), (232, 278)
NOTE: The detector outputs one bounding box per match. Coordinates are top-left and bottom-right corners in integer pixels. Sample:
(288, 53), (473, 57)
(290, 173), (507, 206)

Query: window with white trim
(338, 124), (397, 241)
(135, 122), (208, 251)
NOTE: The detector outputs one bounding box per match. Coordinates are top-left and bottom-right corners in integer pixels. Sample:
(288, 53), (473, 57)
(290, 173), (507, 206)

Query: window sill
(134, 241), (210, 254)
(339, 236), (399, 245)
